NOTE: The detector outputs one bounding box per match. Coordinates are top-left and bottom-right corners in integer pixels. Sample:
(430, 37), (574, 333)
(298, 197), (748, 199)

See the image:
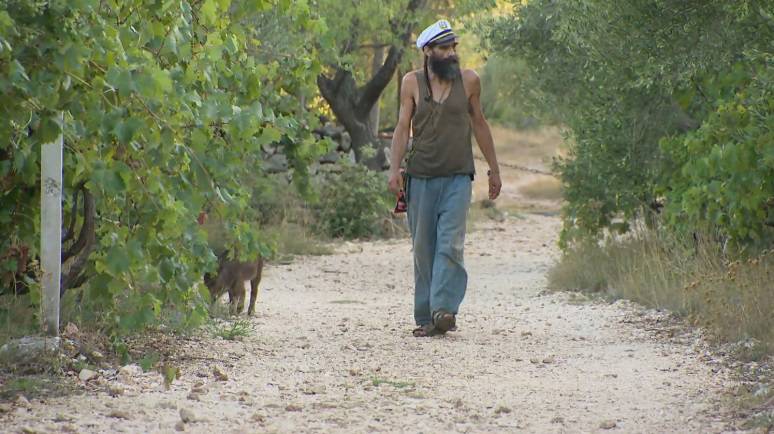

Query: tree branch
(318, 67), (358, 110)
(62, 182), (95, 263)
(356, 0), (426, 114)
(356, 45), (402, 114)
(392, 0), (426, 43)
(316, 74), (336, 106)
(61, 183), (96, 294)
(62, 183), (81, 244)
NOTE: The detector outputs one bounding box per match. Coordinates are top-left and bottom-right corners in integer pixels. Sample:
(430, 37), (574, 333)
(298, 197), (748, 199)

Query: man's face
(426, 42), (460, 81)
(430, 42), (458, 60)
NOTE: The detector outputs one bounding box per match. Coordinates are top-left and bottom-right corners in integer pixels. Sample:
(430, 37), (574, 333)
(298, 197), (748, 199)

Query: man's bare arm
(388, 73), (416, 193)
(466, 70), (501, 199)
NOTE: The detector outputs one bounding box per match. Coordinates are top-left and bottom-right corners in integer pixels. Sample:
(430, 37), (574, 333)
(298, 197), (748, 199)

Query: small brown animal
(204, 252), (264, 315)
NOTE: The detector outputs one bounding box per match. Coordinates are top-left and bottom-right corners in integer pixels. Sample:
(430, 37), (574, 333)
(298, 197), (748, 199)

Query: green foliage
(313, 162), (393, 239)
(138, 352), (160, 373)
(160, 363), (179, 389)
(0, 0), (324, 333)
(486, 0), (773, 249)
(210, 318), (253, 341)
(315, 0), (416, 70)
(313, 0), (496, 72)
(244, 174), (334, 259)
(659, 53), (774, 248)
(313, 0), (496, 134)
(109, 336), (130, 365)
(479, 55), (541, 129)
(0, 294), (38, 346)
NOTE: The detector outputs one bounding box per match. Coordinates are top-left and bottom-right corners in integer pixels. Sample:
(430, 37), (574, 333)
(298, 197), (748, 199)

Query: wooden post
(41, 113), (63, 336)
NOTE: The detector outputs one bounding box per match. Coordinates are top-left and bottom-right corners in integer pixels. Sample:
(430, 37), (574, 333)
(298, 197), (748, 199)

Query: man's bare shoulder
(461, 68), (480, 84)
(402, 70), (420, 86)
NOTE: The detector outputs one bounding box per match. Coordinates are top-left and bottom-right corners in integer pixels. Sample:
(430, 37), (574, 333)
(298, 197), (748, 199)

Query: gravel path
(3, 214), (736, 433)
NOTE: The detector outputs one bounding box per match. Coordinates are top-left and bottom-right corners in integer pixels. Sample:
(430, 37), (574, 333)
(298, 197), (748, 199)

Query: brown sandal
(432, 310), (456, 333)
(412, 324), (441, 337)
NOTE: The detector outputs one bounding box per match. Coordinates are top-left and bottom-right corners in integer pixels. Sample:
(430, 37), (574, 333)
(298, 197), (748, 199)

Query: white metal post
(40, 113), (63, 336)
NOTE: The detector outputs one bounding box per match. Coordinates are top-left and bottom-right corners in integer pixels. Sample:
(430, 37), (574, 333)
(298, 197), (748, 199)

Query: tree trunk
(350, 122), (383, 169)
(61, 182), (96, 295)
(317, 57), (395, 170)
(369, 46), (384, 137)
(316, 0), (425, 170)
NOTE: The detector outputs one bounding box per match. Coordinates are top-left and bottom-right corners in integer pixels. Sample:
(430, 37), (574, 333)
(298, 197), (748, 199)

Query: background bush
(485, 0), (773, 249)
(659, 53), (774, 249)
(479, 55), (543, 130)
(486, 0), (774, 356)
(313, 163), (395, 239)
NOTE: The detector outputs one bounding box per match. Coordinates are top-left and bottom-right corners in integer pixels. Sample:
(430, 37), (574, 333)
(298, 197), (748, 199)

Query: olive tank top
(407, 70), (475, 178)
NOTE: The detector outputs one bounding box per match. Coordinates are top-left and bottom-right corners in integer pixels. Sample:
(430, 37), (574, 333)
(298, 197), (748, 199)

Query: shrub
(313, 163), (394, 239)
(658, 52), (774, 249)
(486, 0), (773, 249)
(479, 55), (543, 130)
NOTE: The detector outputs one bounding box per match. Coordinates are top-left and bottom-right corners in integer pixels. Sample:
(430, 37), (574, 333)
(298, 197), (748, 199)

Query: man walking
(388, 19), (501, 337)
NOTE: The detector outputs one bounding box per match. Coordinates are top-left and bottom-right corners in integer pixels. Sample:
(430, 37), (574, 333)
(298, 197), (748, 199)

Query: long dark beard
(429, 55), (460, 81)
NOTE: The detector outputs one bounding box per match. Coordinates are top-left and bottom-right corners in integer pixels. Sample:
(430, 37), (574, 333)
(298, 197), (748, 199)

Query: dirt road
(3, 212), (736, 433)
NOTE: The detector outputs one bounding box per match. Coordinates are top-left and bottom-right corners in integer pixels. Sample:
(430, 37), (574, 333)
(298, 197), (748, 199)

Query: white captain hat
(416, 19), (458, 49)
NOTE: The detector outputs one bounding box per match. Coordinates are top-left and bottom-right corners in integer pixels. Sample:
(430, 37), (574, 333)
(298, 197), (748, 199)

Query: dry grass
(0, 294), (39, 347)
(466, 199), (525, 232)
(269, 222), (333, 261)
(470, 126), (565, 221)
(518, 176), (563, 200)
(547, 242), (611, 293)
(548, 231), (774, 359)
(485, 125), (565, 164)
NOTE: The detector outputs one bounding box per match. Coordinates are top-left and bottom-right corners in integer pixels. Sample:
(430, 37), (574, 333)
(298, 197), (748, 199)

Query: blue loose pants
(407, 174), (472, 326)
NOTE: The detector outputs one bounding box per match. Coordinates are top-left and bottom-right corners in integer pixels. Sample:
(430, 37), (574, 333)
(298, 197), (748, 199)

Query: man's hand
(488, 171), (502, 200)
(388, 169), (403, 194)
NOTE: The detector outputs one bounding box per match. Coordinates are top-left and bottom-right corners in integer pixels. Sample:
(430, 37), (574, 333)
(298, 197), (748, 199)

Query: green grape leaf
(105, 245), (131, 275)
